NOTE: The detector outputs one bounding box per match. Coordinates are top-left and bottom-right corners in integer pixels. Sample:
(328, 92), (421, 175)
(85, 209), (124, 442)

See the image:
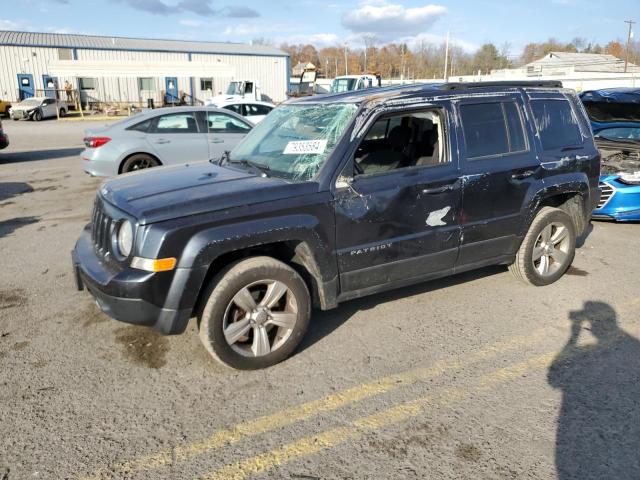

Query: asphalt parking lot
(1, 118), (639, 480)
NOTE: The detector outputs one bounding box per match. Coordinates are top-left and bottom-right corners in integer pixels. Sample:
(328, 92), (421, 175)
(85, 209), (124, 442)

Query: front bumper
(10, 109), (32, 120)
(72, 227), (192, 334)
(593, 176), (640, 222)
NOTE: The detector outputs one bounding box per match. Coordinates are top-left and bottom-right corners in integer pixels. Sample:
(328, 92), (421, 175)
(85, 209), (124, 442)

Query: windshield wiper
(229, 158), (271, 176)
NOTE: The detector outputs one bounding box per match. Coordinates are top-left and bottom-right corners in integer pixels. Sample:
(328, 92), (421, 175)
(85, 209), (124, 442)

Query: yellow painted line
(201, 352), (554, 480)
(78, 327), (550, 479)
(201, 317), (640, 480)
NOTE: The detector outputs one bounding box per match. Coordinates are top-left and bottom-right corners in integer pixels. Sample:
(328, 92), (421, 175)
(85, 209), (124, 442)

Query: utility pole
(624, 19), (635, 73)
(344, 44), (348, 75)
(443, 30), (450, 81)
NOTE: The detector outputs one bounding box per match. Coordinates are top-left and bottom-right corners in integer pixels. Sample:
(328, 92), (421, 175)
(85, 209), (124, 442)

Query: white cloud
(0, 18), (23, 30)
(342, 1), (447, 38)
(179, 19), (204, 27)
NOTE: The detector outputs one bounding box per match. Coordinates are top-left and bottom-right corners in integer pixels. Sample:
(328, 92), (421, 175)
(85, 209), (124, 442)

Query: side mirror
(335, 174), (353, 189)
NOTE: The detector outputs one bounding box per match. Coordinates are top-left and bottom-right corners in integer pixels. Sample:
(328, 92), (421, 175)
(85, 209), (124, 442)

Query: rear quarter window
(460, 101), (528, 159)
(530, 99), (582, 150)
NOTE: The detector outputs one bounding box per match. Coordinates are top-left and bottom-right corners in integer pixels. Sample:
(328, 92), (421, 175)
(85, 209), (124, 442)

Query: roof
(0, 30), (287, 57)
(526, 52), (640, 73)
(291, 81), (564, 105)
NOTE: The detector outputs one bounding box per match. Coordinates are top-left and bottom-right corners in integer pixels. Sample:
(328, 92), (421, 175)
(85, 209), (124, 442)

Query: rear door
(333, 102), (462, 295)
(198, 111), (252, 159)
(526, 92), (598, 200)
(147, 111), (209, 165)
(456, 93), (540, 267)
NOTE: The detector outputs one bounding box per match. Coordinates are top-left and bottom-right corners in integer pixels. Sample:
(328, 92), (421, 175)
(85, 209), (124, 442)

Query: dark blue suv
(73, 81), (600, 369)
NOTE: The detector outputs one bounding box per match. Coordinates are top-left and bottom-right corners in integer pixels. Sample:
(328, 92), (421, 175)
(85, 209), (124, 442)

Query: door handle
(511, 170), (536, 180)
(210, 138), (224, 144)
(154, 139), (170, 144)
(422, 184), (455, 195)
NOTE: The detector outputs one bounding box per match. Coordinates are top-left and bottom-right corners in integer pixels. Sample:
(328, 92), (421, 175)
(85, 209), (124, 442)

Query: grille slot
(90, 198), (113, 254)
(597, 182), (614, 209)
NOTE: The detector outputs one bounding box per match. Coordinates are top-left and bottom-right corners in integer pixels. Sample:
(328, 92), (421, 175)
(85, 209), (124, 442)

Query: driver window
(354, 109), (448, 176)
(245, 82), (254, 94)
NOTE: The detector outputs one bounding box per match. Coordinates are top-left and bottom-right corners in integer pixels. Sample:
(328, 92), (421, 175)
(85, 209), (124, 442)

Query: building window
(200, 78), (213, 91)
(139, 78), (155, 91)
(79, 78), (96, 90)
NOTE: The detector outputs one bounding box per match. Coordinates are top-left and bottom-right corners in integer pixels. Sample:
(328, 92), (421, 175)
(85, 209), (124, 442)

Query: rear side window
(127, 119), (151, 133)
(460, 102), (527, 159)
(530, 100), (582, 150)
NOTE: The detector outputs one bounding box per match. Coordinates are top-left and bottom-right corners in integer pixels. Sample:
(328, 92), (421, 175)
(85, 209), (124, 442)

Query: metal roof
(526, 52), (640, 73)
(0, 30), (288, 57)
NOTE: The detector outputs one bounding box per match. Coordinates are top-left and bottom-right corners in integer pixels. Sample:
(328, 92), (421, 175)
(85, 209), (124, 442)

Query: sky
(0, 0), (636, 56)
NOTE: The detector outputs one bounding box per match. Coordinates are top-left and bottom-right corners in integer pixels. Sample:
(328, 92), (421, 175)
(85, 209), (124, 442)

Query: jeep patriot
(72, 81), (600, 369)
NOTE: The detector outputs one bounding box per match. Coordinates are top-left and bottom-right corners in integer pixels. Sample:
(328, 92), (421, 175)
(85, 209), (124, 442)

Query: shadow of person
(548, 301), (640, 480)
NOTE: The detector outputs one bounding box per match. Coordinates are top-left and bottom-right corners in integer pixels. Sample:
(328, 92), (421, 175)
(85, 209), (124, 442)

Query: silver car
(81, 106), (253, 176)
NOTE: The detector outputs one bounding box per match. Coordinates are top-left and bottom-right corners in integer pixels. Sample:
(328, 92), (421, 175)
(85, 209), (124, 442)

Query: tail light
(84, 136), (111, 148)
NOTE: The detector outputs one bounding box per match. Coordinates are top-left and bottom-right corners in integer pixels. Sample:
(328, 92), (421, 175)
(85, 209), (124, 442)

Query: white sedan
(204, 99), (275, 124)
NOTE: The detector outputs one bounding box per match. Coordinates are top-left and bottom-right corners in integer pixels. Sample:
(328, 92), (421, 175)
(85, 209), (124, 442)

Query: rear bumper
(72, 228), (192, 334)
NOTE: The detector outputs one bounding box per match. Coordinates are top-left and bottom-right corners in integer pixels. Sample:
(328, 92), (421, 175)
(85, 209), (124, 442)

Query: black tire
(33, 110), (42, 122)
(509, 207), (576, 286)
(198, 256), (311, 370)
(12, 117), (19, 121)
(120, 154), (160, 173)
(59, 108), (66, 118)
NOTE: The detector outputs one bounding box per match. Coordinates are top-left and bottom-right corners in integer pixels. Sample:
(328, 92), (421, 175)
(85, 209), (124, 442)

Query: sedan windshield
(330, 78), (357, 93)
(229, 103), (358, 181)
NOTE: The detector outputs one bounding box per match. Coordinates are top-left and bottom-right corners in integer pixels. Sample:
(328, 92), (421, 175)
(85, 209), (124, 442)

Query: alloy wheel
(532, 222), (571, 277)
(222, 280), (298, 357)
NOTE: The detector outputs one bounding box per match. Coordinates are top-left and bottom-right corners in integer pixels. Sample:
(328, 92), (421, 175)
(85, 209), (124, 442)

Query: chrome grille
(90, 198), (113, 254)
(597, 182), (614, 209)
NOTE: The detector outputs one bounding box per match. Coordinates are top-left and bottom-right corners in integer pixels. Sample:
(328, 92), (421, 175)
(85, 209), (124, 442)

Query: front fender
(165, 214), (338, 312)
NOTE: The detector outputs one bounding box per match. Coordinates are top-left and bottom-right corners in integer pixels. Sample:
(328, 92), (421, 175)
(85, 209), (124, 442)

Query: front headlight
(619, 172), (640, 185)
(117, 220), (133, 257)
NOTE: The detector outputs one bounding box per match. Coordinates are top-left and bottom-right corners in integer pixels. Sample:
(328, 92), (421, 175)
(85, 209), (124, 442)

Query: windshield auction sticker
(283, 140), (328, 155)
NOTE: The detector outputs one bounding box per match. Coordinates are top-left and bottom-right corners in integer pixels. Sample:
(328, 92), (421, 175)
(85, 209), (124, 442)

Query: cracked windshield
(229, 103), (358, 180)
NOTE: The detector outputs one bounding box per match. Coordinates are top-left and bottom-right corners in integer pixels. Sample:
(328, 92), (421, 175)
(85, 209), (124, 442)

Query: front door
(147, 111), (209, 165)
(165, 77), (179, 104)
(333, 104), (462, 295)
(17, 74), (34, 100)
(456, 93), (541, 267)
(43, 75), (58, 98)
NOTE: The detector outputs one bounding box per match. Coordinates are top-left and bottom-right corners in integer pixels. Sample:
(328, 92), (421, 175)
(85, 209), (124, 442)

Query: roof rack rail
(443, 80), (563, 90)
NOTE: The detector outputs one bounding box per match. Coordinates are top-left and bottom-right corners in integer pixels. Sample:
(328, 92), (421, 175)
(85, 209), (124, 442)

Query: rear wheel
(509, 207), (576, 286)
(59, 108), (66, 118)
(198, 256), (311, 370)
(121, 154), (160, 173)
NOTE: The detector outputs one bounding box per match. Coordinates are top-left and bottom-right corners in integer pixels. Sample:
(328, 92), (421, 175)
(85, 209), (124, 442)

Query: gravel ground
(0, 118), (639, 480)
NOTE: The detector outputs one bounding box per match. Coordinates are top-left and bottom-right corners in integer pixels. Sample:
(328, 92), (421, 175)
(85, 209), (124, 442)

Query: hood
(100, 161), (309, 224)
(11, 104), (39, 112)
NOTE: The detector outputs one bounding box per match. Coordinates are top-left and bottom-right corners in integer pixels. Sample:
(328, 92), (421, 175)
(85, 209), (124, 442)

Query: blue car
(580, 88), (640, 221)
